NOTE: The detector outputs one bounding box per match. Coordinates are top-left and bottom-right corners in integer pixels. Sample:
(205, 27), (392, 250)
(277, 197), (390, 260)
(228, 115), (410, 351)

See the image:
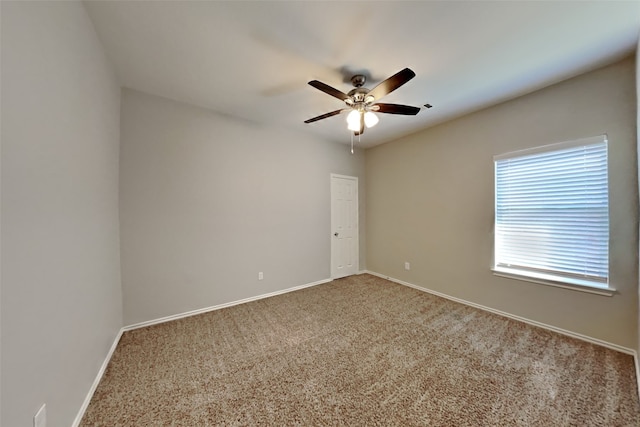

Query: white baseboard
(365, 270), (635, 356)
(123, 277), (333, 331)
(72, 328), (124, 427)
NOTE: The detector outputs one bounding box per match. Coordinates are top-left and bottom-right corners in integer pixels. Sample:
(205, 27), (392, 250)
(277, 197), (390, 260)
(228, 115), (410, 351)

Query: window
(493, 135), (610, 292)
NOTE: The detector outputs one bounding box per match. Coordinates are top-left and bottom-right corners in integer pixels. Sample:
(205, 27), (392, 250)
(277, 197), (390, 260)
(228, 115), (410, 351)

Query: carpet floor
(81, 274), (640, 426)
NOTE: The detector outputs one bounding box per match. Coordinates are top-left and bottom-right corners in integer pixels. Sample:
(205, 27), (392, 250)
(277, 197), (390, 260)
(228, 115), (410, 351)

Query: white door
(331, 174), (359, 279)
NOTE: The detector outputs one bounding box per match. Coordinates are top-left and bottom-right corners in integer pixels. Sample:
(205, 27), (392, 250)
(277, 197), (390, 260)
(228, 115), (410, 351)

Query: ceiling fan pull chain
(351, 133), (354, 154)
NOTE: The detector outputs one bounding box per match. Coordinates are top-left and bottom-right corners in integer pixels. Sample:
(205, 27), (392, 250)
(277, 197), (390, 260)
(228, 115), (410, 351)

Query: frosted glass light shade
(364, 111), (379, 128)
(347, 110), (361, 131)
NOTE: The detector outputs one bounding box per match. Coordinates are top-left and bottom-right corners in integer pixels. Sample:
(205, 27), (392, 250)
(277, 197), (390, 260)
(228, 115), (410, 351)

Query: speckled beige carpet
(81, 274), (640, 426)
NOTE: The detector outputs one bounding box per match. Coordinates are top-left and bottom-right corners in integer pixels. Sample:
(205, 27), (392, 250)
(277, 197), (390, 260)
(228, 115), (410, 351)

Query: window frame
(492, 135), (615, 297)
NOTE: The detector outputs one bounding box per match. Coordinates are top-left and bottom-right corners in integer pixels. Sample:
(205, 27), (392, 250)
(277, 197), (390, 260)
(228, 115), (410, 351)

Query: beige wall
(366, 57), (638, 350)
(636, 38), (640, 357)
(1, 2), (123, 426)
(120, 89), (365, 325)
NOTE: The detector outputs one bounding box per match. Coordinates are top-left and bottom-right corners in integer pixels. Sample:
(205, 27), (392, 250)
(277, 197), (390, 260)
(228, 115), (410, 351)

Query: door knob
(334, 232), (339, 237)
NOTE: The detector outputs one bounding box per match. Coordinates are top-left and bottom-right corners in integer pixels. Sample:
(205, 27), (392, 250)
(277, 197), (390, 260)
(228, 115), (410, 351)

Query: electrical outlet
(404, 262), (410, 271)
(34, 404), (46, 427)
(258, 272), (263, 280)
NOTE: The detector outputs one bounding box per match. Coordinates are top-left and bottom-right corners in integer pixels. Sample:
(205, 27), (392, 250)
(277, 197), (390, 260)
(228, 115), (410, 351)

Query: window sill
(492, 267), (616, 297)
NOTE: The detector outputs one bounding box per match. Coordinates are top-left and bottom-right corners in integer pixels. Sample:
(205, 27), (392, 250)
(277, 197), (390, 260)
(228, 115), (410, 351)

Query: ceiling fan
(304, 68), (421, 135)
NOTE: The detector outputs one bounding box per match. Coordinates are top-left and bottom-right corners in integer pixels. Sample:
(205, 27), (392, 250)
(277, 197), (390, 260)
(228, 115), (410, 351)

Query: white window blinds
(494, 135), (609, 288)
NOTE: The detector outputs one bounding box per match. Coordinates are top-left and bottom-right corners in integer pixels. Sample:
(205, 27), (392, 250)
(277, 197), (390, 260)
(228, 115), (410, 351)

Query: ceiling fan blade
(373, 103), (421, 115)
(367, 68), (416, 101)
(308, 80), (350, 101)
(304, 109), (347, 123)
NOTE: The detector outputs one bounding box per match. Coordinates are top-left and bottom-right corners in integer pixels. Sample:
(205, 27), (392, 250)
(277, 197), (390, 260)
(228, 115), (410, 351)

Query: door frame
(330, 173), (359, 279)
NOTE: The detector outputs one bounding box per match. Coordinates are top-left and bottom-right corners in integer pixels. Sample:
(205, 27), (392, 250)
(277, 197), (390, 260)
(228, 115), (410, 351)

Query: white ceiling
(84, 1), (640, 148)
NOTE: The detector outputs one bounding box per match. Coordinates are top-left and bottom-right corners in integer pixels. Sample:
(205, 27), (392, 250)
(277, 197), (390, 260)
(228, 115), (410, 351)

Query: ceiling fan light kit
(304, 68), (422, 147)
(346, 109), (378, 131)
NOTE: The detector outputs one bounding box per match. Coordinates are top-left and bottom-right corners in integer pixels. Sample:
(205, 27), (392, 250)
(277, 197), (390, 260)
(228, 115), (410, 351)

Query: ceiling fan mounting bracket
(351, 74), (367, 88)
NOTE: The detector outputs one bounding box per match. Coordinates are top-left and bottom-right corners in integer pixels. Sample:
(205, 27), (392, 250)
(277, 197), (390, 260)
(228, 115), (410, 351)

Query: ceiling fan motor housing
(346, 87), (373, 107)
